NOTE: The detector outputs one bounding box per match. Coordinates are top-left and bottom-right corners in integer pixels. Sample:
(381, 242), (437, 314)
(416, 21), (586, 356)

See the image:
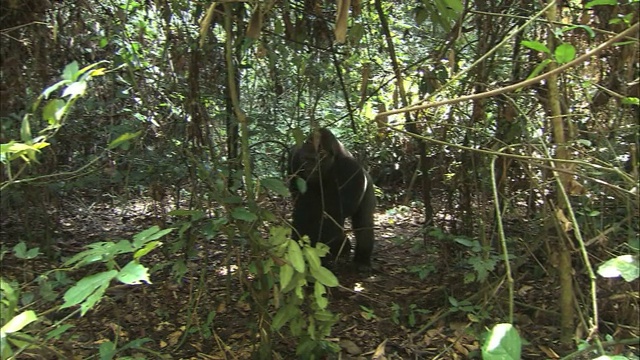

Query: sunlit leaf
(598, 255), (639, 282)
(0, 311), (37, 336)
(62, 61), (80, 81)
(42, 99), (66, 125)
(41, 79), (70, 99)
(108, 131), (142, 150)
(61, 270), (117, 315)
(62, 81), (87, 98)
(585, 0), (616, 8)
(117, 261), (151, 285)
(521, 40), (550, 54)
(482, 323), (521, 360)
(555, 43), (576, 64)
(134, 240), (162, 259)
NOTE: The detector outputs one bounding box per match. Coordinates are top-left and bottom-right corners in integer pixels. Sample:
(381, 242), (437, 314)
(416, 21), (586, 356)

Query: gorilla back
(289, 128), (376, 269)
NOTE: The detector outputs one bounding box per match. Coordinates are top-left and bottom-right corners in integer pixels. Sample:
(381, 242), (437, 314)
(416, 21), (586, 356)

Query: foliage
(0, 61), (108, 188)
(482, 323), (522, 360)
(266, 228), (341, 357)
(390, 302), (429, 328)
(0, 226), (170, 359)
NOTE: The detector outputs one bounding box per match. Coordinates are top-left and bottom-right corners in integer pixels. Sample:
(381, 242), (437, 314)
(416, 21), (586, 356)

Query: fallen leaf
(339, 339), (362, 355)
(372, 338), (388, 359)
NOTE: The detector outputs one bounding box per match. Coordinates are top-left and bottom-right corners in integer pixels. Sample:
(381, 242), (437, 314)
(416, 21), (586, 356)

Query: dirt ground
(1, 195), (638, 359)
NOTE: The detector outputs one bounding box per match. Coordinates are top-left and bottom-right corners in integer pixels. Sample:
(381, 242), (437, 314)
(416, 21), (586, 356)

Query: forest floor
(1, 194), (638, 359)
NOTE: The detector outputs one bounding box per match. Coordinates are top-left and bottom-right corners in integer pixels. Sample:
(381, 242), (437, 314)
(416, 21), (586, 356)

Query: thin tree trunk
(545, 1), (575, 345)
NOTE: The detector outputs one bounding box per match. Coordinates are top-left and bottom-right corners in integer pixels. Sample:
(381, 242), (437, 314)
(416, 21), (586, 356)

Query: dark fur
(289, 128), (375, 268)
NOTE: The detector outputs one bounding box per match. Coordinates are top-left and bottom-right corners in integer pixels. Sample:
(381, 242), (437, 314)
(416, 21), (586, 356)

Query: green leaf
(108, 131), (142, 150)
(314, 281), (328, 309)
(261, 177), (290, 196)
(61, 270), (117, 315)
(0, 310), (37, 335)
(45, 324), (74, 340)
(99, 340), (117, 360)
(0, 278), (18, 314)
(521, 40), (550, 54)
(231, 207), (258, 222)
(585, 0), (616, 8)
(415, 6), (429, 25)
(133, 240), (162, 260)
(598, 255), (639, 282)
(116, 261), (151, 285)
(63, 240), (135, 268)
(314, 309), (338, 322)
(62, 61), (80, 81)
(309, 266), (339, 287)
(20, 116), (32, 143)
(287, 240), (305, 273)
(294, 177), (307, 194)
(132, 226), (173, 247)
(349, 23), (365, 45)
(561, 25), (595, 39)
(12, 242), (40, 259)
(281, 271), (306, 294)
(482, 323), (522, 360)
(272, 304), (299, 330)
(526, 59), (552, 80)
(62, 81), (87, 99)
(269, 226), (291, 248)
(303, 246), (322, 271)
(555, 43), (576, 64)
(42, 99), (66, 126)
(280, 263), (294, 290)
(453, 237), (475, 247)
(443, 0), (463, 13)
(41, 79), (70, 100)
(5, 142), (49, 163)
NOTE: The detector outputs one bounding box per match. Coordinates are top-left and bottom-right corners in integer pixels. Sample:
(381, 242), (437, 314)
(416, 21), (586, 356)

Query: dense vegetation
(1, 0), (638, 359)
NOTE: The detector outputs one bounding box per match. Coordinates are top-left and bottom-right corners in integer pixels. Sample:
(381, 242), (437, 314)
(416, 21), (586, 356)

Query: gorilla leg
(351, 179), (376, 267)
(292, 191), (349, 264)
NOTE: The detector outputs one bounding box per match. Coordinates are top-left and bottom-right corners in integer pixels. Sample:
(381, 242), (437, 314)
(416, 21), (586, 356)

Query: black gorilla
(289, 128), (376, 269)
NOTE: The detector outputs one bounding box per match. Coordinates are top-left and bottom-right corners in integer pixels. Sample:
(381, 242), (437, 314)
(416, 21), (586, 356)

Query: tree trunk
(545, 1), (575, 345)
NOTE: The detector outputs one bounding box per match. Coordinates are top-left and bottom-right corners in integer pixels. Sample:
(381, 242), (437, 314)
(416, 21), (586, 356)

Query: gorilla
(289, 128), (376, 269)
